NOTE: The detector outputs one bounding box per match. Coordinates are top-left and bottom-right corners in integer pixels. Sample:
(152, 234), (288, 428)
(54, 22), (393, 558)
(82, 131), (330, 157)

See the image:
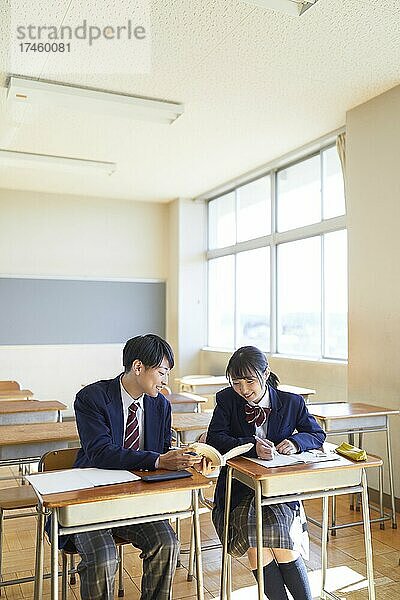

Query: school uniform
(207, 385), (326, 558)
(69, 375), (179, 600)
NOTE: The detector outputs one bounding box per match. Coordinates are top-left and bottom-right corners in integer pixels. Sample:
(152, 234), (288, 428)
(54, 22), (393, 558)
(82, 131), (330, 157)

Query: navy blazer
(54, 375), (171, 549)
(74, 374), (171, 471)
(207, 386), (326, 512)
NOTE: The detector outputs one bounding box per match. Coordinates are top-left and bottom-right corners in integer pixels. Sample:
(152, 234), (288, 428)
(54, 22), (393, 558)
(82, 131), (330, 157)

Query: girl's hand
(256, 438), (275, 460)
(276, 439), (297, 455)
(193, 456), (216, 475)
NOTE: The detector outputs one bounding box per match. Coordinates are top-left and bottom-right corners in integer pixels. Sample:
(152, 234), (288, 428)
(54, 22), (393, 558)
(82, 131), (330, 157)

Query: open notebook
(248, 449), (340, 469)
(26, 468), (141, 496)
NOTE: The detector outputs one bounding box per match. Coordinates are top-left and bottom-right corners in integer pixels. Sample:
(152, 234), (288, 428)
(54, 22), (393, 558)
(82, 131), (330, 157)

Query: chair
(39, 448), (128, 599)
(0, 486), (38, 595)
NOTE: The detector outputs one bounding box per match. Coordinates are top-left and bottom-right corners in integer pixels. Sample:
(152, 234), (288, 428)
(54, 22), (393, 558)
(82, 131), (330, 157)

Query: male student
(70, 333), (199, 600)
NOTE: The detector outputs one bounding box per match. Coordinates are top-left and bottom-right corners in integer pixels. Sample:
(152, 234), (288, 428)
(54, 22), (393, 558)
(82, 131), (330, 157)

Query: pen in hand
(255, 436), (278, 457)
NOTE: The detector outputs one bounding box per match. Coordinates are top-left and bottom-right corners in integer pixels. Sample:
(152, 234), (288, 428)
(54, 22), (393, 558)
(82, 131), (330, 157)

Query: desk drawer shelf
(58, 490), (193, 527)
(234, 468), (362, 497)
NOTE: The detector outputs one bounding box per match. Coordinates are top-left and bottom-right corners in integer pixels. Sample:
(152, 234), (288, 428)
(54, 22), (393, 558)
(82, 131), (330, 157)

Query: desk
(221, 453), (382, 600)
(168, 392), (208, 413)
(0, 400), (67, 425)
(0, 389), (34, 400)
(172, 412), (212, 446)
(308, 402), (399, 531)
(0, 421), (78, 465)
(176, 376), (316, 402)
(32, 470), (212, 600)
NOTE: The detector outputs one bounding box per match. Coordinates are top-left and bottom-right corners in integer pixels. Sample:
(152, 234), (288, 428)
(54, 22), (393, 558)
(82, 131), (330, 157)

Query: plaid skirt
(212, 494), (309, 559)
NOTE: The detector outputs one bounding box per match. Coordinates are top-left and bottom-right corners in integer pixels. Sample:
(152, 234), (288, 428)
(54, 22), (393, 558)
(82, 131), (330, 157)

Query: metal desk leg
(34, 503), (46, 600)
(379, 464), (385, 529)
(227, 554), (232, 596)
(385, 419), (397, 528)
(331, 495), (336, 536)
(321, 495), (329, 600)
(187, 522), (195, 581)
(192, 490), (204, 600)
(175, 519), (181, 567)
(255, 481), (264, 600)
(220, 466), (233, 600)
(355, 433), (364, 512)
(361, 470), (376, 600)
(174, 430), (182, 566)
(349, 433), (355, 511)
(50, 508), (59, 600)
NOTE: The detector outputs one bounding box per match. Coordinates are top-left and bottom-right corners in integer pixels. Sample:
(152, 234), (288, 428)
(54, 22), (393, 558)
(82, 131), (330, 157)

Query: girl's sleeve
(206, 391), (257, 457)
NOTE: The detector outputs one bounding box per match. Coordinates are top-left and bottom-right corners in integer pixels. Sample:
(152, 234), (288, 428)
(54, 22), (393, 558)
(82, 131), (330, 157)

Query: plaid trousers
(73, 520), (180, 600)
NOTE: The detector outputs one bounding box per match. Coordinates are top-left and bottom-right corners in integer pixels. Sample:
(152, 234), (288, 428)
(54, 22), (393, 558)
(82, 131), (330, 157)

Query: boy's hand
(158, 449), (201, 471)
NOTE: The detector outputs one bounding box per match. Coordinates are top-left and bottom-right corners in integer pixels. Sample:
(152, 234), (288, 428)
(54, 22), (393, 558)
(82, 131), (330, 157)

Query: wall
(346, 85), (400, 496)
(167, 198), (207, 385)
(0, 188), (168, 412)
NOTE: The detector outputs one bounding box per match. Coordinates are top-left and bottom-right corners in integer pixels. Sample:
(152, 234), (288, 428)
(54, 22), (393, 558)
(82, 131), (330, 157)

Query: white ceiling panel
(0, 0), (399, 202)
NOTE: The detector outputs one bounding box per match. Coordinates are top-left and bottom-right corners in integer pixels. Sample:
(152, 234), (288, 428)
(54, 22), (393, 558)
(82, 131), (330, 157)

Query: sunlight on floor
(212, 566), (367, 599)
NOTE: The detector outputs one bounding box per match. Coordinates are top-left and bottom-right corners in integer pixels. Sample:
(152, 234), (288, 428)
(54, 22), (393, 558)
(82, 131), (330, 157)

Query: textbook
(187, 442), (254, 467)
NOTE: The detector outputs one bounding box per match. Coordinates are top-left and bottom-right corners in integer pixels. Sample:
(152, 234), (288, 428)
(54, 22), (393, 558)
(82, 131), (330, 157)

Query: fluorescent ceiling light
(7, 76), (184, 125)
(242, 0), (319, 16)
(0, 148), (116, 175)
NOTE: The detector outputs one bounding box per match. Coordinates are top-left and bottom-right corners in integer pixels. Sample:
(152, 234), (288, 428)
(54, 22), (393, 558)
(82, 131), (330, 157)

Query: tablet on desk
(141, 470), (193, 483)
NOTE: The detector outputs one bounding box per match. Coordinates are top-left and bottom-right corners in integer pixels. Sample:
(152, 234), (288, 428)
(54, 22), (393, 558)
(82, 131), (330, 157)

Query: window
(277, 237), (321, 357)
(236, 247), (270, 350)
(207, 142), (347, 360)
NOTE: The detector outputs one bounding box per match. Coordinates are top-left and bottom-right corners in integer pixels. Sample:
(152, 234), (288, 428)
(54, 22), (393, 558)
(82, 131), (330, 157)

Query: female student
(207, 346), (325, 600)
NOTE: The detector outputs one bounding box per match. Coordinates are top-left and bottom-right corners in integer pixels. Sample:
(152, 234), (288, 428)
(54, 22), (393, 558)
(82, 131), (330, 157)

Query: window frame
(206, 142), (347, 360)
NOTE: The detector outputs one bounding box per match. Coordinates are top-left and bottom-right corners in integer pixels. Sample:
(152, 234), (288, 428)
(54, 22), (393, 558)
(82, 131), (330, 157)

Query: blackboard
(0, 277), (165, 345)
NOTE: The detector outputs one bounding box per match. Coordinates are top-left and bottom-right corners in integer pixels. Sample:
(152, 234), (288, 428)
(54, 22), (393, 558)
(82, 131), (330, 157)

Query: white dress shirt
(248, 386), (271, 439)
(120, 378), (144, 450)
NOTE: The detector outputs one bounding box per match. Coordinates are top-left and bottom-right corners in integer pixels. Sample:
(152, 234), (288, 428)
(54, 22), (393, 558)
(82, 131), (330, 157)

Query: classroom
(0, 1), (399, 599)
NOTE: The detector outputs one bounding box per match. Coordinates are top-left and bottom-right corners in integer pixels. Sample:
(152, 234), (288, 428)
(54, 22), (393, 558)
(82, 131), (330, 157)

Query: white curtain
(336, 132), (346, 207)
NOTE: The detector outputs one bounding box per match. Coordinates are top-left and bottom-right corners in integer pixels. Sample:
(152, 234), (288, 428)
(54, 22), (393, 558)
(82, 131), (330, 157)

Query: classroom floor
(1, 467), (399, 599)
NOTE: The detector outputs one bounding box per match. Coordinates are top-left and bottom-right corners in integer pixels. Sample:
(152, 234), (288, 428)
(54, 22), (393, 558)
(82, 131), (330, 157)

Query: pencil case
(335, 441), (367, 461)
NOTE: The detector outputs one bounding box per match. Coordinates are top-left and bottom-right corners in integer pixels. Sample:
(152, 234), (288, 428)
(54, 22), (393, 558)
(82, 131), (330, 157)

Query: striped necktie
(124, 401), (140, 450)
(245, 403), (271, 427)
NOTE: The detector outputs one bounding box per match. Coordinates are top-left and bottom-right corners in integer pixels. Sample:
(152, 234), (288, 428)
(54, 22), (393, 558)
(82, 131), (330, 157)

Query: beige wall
(0, 189), (168, 279)
(0, 188), (168, 412)
(167, 199), (207, 385)
(347, 85), (400, 496)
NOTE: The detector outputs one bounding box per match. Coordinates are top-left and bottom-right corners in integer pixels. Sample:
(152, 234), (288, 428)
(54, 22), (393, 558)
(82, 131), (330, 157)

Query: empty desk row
(0, 400), (67, 424)
(0, 421), (79, 464)
(0, 380), (34, 400)
(176, 375), (316, 402)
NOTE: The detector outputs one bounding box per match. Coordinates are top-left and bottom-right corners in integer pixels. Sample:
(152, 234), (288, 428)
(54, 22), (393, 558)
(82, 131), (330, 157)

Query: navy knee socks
(252, 562), (289, 600)
(252, 557), (312, 600)
(278, 557), (312, 600)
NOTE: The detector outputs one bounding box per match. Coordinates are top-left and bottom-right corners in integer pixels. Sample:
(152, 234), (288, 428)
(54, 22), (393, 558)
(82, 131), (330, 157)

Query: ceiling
(0, 0), (399, 203)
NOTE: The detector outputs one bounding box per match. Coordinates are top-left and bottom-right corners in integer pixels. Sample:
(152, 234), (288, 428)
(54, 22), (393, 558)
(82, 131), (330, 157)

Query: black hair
(226, 346), (279, 389)
(123, 334), (174, 373)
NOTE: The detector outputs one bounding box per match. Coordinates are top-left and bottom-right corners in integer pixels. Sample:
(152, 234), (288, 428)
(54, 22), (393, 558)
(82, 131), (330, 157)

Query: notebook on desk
(248, 449), (340, 469)
(26, 468), (141, 495)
